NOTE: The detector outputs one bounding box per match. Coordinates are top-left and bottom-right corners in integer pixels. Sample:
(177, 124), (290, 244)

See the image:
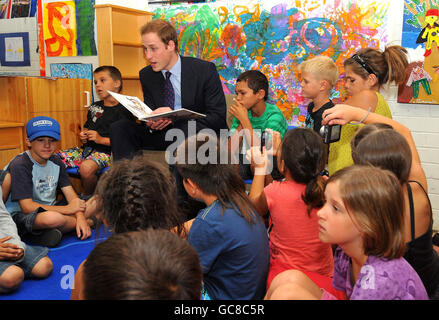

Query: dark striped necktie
(163, 71), (175, 109)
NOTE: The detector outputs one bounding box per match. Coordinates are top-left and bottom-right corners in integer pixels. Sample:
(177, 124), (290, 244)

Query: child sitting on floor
(57, 66), (135, 196)
(4, 116), (96, 247)
(228, 70), (288, 181)
(301, 55), (339, 135)
(265, 165), (428, 300)
(248, 128), (334, 290)
(175, 134), (269, 300)
(70, 154), (187, 299)
(0, 186), (53, 294)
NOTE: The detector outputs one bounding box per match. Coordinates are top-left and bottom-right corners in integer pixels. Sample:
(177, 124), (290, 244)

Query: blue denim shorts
(11, 207), (46, 237)
(0, 244), (49, 278)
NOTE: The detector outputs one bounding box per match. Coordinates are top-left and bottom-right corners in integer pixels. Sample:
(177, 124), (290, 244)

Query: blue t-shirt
(188, 200), (269, 300)
(5, 151), (71, 213)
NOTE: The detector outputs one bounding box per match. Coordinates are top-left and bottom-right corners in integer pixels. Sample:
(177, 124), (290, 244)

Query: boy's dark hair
(94, 154), (185, 236)
(352, 127), (412, 185)
(281, 128), (326, 215)
(175, 134), (260, 225)
(83, 229), (203, 300)
(327, 165), (406, 260)
(93, 65), (123, 93)
(237, 70), (269, 101)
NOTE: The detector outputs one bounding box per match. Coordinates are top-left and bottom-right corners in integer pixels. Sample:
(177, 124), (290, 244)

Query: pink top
(265, 180), (334, 278)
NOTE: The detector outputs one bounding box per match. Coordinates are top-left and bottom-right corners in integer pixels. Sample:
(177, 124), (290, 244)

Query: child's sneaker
(23, 228), (62, 248)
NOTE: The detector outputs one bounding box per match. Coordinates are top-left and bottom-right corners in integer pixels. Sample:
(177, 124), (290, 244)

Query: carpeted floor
(0, 226), (111, 300)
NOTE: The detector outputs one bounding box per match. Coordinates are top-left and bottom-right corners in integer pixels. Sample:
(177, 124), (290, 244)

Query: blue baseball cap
(26, 116), (60, 141)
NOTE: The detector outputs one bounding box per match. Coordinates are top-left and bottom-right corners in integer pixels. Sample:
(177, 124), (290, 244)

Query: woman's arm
(322, 104), (427, 191)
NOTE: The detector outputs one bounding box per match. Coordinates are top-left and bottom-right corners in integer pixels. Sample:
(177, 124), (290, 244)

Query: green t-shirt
(229, 103), (288, 152)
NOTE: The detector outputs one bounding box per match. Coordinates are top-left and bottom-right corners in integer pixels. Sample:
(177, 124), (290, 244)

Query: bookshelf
(95, 4), (154, 99)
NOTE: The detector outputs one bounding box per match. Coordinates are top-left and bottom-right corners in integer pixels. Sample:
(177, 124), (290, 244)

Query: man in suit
(109, 19), (228, 161)
(109, 19), (228, 219)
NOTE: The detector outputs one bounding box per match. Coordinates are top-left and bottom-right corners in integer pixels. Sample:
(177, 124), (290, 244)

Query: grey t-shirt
(0, 187), (25, 251)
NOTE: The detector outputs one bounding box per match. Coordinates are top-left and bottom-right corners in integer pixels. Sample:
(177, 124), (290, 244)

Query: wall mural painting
(399, 0), (439, 105)
(153, 0), (390, 127)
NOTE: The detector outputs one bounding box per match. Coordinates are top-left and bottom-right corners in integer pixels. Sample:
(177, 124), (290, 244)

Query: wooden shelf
(122, 75), (140, 80)
(0, 121), (24, 129)
(114, 41), (144, 48)
(95, 4), (153, 99)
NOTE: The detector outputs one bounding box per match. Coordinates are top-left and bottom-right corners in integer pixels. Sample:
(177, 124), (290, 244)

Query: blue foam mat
(0, 226), (110, 300)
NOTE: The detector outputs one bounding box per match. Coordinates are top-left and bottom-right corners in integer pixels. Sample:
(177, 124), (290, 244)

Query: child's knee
(271, 269), (307, 288)
(80, 161), (98, 178)
(0, 266), (24, 293)
(269, 282), (307, 300)
(31, 256), (53, 278)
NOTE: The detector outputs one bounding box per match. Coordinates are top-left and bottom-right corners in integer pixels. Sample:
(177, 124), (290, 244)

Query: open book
(108, 91), (206, 121)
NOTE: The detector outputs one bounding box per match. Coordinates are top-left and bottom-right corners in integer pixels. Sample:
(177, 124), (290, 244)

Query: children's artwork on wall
(43, 0), (78, 57)
(73, 0), (97, 56)
(153, 0), (391, 127)
(0, 0), (10, 19)
(50, 62), (94, 98)
(399, 1), (439, 104)
(42, 0), (97, 57)
(10, 0), (37, 18)
(0, 32), (30, 66)
(50, 62), (92, 79)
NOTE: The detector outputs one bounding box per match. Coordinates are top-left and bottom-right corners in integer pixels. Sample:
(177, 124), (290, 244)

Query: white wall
(384, 1), (439, 230)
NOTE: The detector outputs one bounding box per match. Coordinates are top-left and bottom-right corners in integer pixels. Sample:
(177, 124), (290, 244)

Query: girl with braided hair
(92, 154), (185, 235)
(71, 154), (186, 299)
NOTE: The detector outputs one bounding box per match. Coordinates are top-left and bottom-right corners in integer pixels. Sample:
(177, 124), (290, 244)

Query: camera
(260, 130), (272, 152)
(319, 124), (341, 144)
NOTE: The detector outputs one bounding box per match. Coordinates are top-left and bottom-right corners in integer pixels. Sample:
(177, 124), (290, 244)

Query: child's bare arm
(84, 130), (110, 146)
(247, 147), (270, 217)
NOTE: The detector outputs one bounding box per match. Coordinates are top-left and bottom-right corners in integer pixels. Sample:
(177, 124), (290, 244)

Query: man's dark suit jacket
(139, 56), (228, 135)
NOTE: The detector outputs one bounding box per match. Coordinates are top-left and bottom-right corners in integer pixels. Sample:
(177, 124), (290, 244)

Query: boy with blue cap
(3, 116), (96, 247)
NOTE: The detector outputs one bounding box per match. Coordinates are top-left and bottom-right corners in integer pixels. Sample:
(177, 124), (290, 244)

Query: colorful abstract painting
(42, 0), (96, 57)
(399, 0), (439, 105)
(50, 62), (94, 97)
(153, 0), (390, 127)
(43, 1), (77, 57)
(74, 0), (97, 56)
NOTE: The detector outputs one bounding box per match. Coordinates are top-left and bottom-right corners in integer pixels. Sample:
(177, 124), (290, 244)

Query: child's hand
(75, 214), (91, 240)
(0, 236), (24, 261)
(228, 99), (249, 124)
(79, 130), (88, 144)
(246, 146), (272, 176)
(68, 198), (86, 214)
(84, 130), (101, 143)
